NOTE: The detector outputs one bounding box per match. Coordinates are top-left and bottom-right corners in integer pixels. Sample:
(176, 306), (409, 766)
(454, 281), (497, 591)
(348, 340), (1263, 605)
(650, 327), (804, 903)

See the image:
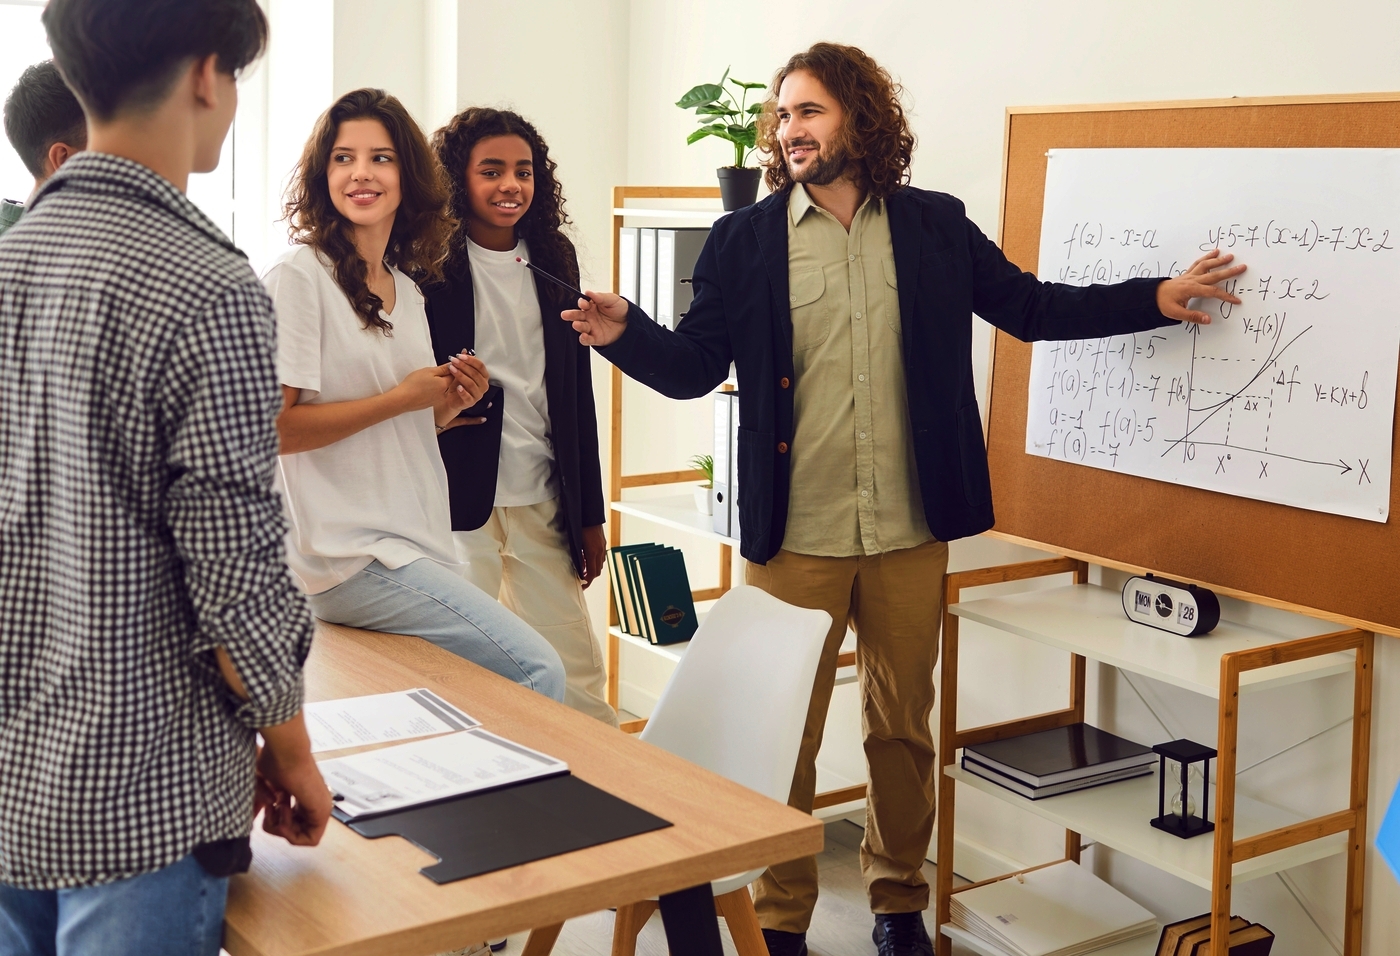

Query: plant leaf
(686, 124), (725, 145)
(727, 125), (757, 148)
(746, 103), (765, 115)
(733, 80), (768, 90)
(719, 66), (731, 88)
(695, 104), (737, 117)
(675, 84), (723, 109)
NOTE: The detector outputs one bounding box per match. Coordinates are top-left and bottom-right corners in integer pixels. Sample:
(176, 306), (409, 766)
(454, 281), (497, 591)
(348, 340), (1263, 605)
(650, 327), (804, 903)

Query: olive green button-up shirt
(782, 184), (932, 557)
(0, 199), (23, 238)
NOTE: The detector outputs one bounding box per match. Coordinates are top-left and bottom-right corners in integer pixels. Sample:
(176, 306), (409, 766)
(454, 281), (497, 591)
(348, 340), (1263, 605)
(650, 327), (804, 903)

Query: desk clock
(1122, 574), (1220, 637)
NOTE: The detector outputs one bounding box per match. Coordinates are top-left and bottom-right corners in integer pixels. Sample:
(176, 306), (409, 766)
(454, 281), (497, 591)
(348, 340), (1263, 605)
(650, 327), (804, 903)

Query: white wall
(619, 2), (1400, 954)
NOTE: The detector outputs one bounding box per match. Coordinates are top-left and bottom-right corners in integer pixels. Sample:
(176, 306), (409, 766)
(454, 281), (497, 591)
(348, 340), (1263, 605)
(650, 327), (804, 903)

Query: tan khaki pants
(745, 538), (948, 933)
(454, 498), (619, 727)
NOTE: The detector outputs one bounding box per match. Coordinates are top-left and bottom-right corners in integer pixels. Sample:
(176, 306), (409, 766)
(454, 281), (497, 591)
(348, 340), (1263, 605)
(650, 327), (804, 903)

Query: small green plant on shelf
(688, 454), (715, 488)
(675, 67), (767, 169)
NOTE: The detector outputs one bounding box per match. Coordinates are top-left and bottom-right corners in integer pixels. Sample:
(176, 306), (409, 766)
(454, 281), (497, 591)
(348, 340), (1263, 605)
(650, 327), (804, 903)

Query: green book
(608, 544), (666, 636)
(625, 549), (668, 642)
(631, 548), (698, 645)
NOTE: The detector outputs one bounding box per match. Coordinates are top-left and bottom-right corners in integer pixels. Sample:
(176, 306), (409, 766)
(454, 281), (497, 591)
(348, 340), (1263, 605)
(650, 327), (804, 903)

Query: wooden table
(223, 623), (824, 956)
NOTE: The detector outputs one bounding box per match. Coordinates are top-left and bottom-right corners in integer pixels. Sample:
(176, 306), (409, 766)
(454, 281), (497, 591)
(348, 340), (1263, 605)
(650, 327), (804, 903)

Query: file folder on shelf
(656, 227), (710, 329)
(712, 392), (735, 537)
(618, 226), (640, 303)
(638, 227), (657, 319)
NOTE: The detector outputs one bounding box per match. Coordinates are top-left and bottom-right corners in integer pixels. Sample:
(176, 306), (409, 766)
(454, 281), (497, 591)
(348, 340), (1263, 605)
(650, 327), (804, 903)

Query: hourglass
(1150, 739), (1216, 839)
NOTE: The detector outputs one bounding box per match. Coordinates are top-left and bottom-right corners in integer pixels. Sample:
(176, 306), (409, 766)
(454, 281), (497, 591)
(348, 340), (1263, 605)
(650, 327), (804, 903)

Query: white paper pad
(320, 728), (568, 820)
(304, 688), (479, 754)
(949, 861), (1156, 956)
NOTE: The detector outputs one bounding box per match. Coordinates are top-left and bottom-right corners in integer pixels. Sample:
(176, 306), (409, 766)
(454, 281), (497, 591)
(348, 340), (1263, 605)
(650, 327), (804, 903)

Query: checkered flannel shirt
(0, 153), (314, 890)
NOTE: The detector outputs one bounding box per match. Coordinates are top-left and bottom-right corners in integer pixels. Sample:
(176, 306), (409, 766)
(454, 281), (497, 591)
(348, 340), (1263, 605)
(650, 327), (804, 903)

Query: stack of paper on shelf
(1155, 913), (1274, 956)
(949, 860), (1157, 956)
(962, 723), (1155, 799)
(606, 543), (698, 645)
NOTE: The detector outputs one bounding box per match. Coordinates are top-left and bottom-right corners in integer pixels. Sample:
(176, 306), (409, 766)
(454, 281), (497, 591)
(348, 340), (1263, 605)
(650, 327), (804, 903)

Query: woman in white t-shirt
(265, 88), (564, 703)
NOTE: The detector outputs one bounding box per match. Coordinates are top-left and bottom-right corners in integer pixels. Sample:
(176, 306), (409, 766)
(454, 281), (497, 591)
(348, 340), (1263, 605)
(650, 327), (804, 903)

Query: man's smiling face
(775, 69), (849, 187)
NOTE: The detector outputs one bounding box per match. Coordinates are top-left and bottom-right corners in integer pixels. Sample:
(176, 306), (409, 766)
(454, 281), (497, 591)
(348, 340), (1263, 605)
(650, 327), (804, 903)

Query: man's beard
(786, 139), (850, 186)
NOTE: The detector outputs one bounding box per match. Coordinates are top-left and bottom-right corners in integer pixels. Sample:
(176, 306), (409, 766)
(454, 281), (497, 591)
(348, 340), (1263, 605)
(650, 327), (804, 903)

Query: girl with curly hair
(425, 107), (615, 726)
(264, 89), (564, 704)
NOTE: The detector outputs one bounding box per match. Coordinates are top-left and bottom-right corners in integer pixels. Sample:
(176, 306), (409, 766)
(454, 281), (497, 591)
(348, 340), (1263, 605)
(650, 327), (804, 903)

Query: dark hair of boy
(42, 0), (267, 122)
(2, 60), (86, 181)
(284, 88), (454, 333)
(431, 107), (579, 298)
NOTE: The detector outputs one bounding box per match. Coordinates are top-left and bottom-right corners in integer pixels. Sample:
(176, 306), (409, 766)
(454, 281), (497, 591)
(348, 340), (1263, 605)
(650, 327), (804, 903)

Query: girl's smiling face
(464, 134), (534, 233)
(326, 118), (402, 231)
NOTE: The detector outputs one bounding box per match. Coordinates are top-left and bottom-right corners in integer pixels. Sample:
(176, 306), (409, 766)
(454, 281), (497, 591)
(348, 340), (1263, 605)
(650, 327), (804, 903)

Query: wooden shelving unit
(605, 186), (864, 815)
(933, 557), (1374, 956)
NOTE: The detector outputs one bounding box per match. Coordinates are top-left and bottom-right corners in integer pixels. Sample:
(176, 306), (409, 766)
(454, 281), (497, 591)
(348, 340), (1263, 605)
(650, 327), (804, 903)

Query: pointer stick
(515, 256), (593, 302)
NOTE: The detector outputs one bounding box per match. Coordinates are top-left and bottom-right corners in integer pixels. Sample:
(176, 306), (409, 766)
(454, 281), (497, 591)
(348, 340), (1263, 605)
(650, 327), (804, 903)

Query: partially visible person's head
(756, 42), (915, 199)
(3, 60), (86, 185)
(433, 108), (576, 289)
(43, 0), (266, 121)
(285, 88), (452, 333)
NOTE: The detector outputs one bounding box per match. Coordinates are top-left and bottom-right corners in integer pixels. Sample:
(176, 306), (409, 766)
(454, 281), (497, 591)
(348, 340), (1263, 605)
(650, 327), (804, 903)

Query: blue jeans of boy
(0, 853), (227, 956)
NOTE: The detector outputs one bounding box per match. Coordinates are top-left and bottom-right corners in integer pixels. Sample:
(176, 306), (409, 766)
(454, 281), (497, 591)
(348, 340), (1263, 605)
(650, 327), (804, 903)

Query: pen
(515, 256), (593, 302)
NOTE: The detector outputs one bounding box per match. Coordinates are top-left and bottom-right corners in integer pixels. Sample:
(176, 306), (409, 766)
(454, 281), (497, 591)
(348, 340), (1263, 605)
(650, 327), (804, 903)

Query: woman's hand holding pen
(562, 292), (630, 347)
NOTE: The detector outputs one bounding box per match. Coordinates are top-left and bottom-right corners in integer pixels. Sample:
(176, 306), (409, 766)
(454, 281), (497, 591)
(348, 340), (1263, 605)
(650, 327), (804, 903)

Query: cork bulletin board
(985, 93), (1400, 635)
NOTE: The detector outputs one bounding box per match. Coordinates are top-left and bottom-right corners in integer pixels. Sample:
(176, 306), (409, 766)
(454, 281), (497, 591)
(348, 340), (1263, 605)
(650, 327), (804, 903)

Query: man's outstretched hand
(1156, 250), (1246, 324)
(562, 292), (630, 346)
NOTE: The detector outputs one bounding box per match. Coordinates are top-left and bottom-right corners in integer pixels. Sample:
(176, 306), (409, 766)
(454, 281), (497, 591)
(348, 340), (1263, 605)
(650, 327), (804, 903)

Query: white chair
(611, 585), (833, 956)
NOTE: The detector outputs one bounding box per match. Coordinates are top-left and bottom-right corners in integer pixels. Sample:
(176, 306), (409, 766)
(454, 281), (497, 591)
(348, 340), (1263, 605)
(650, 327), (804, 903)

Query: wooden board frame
(984, 92), (1400, 636)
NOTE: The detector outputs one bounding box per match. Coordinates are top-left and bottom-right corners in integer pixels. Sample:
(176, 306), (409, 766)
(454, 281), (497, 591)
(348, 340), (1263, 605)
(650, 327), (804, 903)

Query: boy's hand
(562, 292), (630, 346)
(580, 525), (607, 589)
(255, 714), (332, 847)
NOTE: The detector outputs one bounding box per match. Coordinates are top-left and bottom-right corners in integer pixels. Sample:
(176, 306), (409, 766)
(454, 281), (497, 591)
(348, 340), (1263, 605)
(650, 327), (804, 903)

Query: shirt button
(777, 442), (789, 454)
(790, 294), (796, 301)
(854, 311), (862, 319)
(780, 377), (791, 389)
(861, 490), (870, 497)
(848, 254), (856, 261)
(858, 374), (866, 382)
(859, 431), (867, 439)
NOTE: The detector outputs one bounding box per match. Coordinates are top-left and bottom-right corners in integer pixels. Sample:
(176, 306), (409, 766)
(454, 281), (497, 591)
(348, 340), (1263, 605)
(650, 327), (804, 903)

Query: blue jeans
(310, 558), (566, 701)
(0, 854), (227, 956)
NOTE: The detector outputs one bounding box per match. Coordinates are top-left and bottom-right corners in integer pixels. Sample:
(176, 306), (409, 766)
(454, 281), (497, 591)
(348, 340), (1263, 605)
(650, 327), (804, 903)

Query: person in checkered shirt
(0, 2), (331, 953)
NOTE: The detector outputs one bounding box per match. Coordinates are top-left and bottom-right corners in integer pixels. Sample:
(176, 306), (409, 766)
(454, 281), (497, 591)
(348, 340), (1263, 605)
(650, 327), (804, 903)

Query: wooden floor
(497, 821), (944, 956)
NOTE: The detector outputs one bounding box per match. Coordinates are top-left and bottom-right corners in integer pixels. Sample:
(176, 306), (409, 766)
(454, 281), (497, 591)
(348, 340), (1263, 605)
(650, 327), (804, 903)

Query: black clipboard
(437, 383), (504, 532)
(344, 773), (672, 884)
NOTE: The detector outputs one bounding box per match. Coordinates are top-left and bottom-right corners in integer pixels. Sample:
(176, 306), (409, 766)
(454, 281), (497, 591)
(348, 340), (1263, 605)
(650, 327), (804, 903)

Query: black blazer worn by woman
(423, 240), (606, 576)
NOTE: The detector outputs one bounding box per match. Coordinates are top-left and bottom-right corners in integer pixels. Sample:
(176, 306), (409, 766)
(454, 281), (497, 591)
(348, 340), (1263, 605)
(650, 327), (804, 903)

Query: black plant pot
(716, 166), (761, 211)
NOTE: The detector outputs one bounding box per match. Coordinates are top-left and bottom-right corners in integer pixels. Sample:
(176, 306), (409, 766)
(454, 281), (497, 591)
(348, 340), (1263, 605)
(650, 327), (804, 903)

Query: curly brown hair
(431, 107), (578, 297)
(284, 88), (453, 333)
(756, 42), (915, 200)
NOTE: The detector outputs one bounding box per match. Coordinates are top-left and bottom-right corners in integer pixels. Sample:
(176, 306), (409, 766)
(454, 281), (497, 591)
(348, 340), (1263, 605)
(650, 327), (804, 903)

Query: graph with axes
(1025, 149), (1400, 522)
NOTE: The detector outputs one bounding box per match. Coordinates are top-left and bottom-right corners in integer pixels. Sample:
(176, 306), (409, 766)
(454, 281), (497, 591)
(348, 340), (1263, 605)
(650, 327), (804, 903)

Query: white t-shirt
(265, 244), (457, 594)
(468, 238), (556, 507)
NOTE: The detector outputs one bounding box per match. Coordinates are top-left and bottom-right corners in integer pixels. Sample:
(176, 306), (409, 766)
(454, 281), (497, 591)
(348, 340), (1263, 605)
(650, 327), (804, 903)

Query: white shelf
(949, 584), (1353, 697)
(612, 206), (726, 222)
(610, 619), (858, 687)
(611, 495), (740, 545)
(941, 922), (1158, 956)
(946, 763), (1346, 890)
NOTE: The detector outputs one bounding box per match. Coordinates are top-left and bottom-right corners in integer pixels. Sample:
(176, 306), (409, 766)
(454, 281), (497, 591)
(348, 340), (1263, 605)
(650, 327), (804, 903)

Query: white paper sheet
(320, 728), (568, 820)
(303, 688), (479, 754)
(1026, 148), (1400, 522)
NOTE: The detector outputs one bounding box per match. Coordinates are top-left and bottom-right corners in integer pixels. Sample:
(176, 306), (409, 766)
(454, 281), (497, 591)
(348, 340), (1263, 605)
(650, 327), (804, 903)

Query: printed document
(304, 688), (479, 754)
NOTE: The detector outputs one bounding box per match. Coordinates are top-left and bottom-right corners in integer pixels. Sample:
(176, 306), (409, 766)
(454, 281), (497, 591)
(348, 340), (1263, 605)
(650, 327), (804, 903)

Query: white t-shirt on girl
(265, 244), (457, 595)
(468, 238), (556, 507)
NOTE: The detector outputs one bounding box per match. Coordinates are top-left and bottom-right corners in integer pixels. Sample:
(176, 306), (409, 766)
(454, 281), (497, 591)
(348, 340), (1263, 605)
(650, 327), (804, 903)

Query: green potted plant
(688, 453), (715, 515)
(676, 68), (767, 211)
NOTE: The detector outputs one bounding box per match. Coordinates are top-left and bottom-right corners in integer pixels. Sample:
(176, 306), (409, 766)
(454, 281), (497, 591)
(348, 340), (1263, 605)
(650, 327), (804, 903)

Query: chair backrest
(640, 585), (832, 803)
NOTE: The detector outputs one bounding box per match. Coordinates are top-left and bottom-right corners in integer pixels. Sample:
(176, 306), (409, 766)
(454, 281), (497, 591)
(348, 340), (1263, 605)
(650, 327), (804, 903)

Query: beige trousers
(453, 498), (618, 726)
(745, 538), (949, 933)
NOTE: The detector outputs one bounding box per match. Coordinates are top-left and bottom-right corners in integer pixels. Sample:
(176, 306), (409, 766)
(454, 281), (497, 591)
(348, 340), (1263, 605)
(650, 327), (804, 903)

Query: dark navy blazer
(597, 185), (1174, 564)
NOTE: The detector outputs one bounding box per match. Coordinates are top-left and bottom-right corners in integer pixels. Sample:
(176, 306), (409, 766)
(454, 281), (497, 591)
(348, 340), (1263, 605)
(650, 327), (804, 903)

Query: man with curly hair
(565, 42), (1244, 956)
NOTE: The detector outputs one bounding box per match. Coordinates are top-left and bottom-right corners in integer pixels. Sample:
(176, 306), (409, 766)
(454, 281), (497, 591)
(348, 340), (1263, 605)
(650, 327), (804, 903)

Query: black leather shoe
(762, 928), (809, 956)
(873, 912), (934, 956)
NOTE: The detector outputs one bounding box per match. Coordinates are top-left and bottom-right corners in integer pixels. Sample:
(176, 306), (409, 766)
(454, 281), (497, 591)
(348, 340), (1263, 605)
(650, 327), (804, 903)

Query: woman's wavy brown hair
(284, 88), (453, 333)
(431, 108), (577, 297)
(756, 42), (916, 200)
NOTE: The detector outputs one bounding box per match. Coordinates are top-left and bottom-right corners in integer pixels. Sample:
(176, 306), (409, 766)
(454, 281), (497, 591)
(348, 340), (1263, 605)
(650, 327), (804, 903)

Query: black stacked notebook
(606, 544), (698, 645)
(962, 723), (1155, 800)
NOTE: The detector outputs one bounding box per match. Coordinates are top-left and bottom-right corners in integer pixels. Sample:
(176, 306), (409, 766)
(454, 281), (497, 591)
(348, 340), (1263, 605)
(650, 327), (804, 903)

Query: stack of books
(1155, 914), (1274, 956)
(948, 860), (1157, 956)
(962, 723), (1155, 799)
(606, 544), (698, 646)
